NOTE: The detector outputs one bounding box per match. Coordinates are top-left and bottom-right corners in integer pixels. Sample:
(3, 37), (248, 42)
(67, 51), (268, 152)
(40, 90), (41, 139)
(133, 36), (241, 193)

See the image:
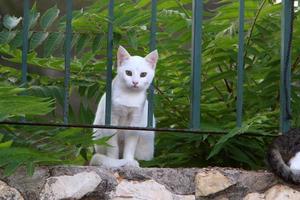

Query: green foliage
(0, 86), (54, 120)
(0, 0), (300, 173)
(0, 86), (110, 175)
(0, 126), (110, 176)
(40, 5), (60, 30)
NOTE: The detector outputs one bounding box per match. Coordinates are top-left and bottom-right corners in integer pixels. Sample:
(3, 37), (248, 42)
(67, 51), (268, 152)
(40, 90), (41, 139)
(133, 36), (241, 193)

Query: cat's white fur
(90, 46), (158, 168)
(289, 152), (300, 172)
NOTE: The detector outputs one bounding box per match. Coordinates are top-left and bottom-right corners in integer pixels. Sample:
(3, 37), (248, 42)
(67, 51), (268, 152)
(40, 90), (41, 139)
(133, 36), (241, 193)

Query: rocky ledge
(0, 166), (300, 200)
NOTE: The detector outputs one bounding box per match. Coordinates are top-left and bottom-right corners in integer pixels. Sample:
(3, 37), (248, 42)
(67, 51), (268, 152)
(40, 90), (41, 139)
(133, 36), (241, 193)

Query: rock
(195, 170), (234, 197)
(3, 167), (49, 200)
(243, 193), (265, 200)
(265, 185), (300, 200)
(1, 166), (300, 200)
(243, 185), (300, 200)
(40, 171), (101, 200)
(111, 179), (195, 200)
(238, 171), (277, 192)
(50, 166), (118, 199)
(173, 194), (195, 200)
(0, 180), (24, 200)
(115, 167), (199, 195)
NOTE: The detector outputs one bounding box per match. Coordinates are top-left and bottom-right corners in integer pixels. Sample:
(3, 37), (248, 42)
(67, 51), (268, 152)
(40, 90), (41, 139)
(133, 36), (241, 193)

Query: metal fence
(2, 0), (296, 134)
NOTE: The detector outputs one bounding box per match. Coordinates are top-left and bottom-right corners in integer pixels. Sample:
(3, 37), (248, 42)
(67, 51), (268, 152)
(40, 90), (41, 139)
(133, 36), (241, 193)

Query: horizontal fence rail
(0, 121), (275, 137)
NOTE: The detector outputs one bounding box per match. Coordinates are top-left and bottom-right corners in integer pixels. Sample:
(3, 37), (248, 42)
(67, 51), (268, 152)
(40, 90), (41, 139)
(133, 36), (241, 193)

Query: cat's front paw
(124, 159), (140, 168)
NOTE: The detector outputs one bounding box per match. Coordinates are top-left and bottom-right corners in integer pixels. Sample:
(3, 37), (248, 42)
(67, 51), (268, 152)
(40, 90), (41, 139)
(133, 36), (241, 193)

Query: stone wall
(0, 166), (300, 200)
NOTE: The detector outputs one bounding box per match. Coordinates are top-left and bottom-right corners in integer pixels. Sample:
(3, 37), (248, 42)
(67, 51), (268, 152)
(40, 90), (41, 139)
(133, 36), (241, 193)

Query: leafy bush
(0, 86), (110, 175)
(0, 0), (299, 172)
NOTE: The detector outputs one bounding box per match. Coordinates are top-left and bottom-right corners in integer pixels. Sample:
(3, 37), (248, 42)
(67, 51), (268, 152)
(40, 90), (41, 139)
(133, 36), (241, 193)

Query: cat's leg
(91, 95), (129, 166)
(90, 154), (135, 167)
(135, 131), (154, 161)
(134, 107), (155, 161)
(123, 132), (140, 167)
(93, 106), (120, 159)
(94, 128), (119, 159)
(106, 133), (119, 159)
(93, 94), (108, 156)
(91, 132), (137, 168)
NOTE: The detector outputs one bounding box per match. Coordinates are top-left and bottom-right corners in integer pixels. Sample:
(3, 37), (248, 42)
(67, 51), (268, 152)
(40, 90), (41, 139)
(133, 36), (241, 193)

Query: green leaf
(0, 113), (9, 121)
(29, 32), (49, 51)
(0, 87), (54, 118)
(92, 34), (102, 53)
(76, 34), (89, 55)
(207, 125), (250, 160)
(0, 147), (62, 176)
(40, 5), (60, 30)
(43, 32), (64, 57)
(27, 86), (64, 106)
(127, 29), (138, 50)
(93, 135), (113, 146)
(80, 51), (95, 67)
(26, 162), (35, 176)
(226, 144), (258, 169)
(203, 71), (235, 87)
(3, 161), (23, 177)
(87, 83), (100, 99)
(0, 141), (13, 149)
(0, 96), (54, 118)
(0, 31), (17, 44)
(29, 3), (40, 29)
(0, 86), (25, 96)
(9, 31), (24, 48)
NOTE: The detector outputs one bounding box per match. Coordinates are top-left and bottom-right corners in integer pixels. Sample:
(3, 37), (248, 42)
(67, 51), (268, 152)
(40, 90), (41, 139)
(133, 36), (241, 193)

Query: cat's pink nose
(132, 81), (138, 85)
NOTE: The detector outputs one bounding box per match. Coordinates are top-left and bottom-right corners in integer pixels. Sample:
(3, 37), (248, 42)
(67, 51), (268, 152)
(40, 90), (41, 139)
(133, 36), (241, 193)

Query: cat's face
(116, 46), (158, 92)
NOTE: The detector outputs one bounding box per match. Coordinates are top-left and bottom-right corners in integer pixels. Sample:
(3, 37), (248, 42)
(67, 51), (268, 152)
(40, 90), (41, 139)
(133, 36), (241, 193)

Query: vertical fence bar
(105, 0), (114, 125)
(190, 0), (202, 129)
(236, 0), (245, 127)
(21, 0), (30, 85)
(147, 0), (157, 128)
(280, 0), (292, 133)
(64, 0), (73, 124)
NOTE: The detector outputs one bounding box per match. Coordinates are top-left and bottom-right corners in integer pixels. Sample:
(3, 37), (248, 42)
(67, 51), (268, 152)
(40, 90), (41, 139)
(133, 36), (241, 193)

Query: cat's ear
(117, 45), (131, 67)
(145, 50), (158, 69)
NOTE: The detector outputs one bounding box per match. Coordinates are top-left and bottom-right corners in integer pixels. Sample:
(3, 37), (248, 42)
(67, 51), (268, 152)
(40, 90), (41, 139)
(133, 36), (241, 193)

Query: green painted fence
(19, 0), (295, 133)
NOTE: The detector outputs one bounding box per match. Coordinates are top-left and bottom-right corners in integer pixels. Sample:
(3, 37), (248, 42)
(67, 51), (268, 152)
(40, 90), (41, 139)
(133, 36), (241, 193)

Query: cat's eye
(140, 72), (147, 77)
(125, 70), (132, 76)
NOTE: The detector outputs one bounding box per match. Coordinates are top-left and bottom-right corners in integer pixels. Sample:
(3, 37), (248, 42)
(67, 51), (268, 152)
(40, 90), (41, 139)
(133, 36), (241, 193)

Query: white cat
(90, 46), (158, 168)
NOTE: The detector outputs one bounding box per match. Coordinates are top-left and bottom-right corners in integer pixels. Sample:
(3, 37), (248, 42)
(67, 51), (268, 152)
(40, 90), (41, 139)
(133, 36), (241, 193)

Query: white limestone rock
(0, 180), (24, 200)
(243, 192), (265, 200)
(265, 184), (300, 200)
(40, 171), (101, 200)
(112, 179), (195, 200)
